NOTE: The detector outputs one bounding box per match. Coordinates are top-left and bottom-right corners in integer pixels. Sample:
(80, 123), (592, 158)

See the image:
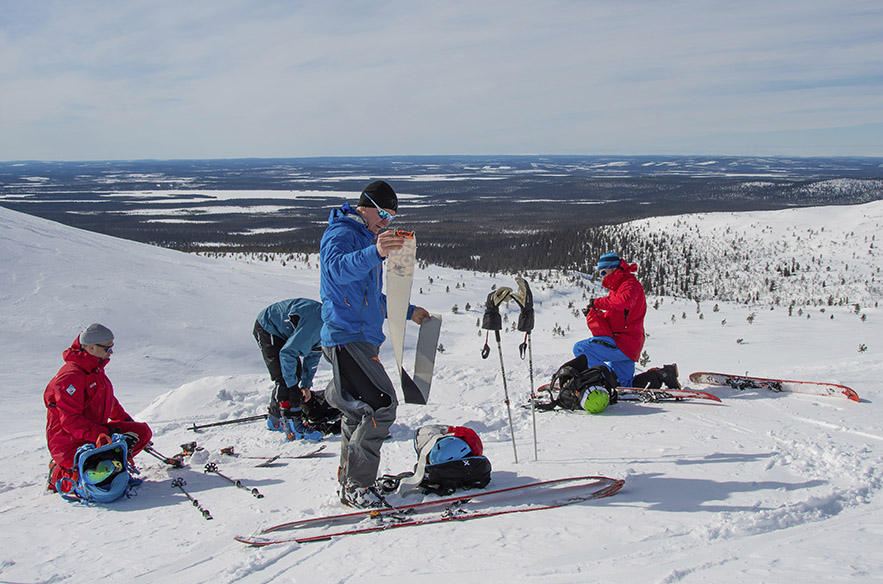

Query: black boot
(631, 369), (663, 389)
(660, 364), (680, 389)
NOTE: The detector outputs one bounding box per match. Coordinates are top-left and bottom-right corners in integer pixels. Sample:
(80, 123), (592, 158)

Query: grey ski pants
(323, 342), (397, 489)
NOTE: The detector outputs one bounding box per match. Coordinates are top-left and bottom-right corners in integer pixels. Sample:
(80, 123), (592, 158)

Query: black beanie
(358, 180), (398, 212)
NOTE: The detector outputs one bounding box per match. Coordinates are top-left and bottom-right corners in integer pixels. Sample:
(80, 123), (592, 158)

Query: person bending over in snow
(575, 252), (680, 393)
(44, 323), (152, 492)
(253, 298), (339, 440)
(319, 180), (430, 509)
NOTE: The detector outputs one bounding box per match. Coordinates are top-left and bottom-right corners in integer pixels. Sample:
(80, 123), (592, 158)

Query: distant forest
(2, 157), (882, 281)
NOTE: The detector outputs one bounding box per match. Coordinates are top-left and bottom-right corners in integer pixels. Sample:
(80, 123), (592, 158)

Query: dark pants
(323, 343), (397, 488)
(253, 321), (303, 409)
(335, 346), (392, 411)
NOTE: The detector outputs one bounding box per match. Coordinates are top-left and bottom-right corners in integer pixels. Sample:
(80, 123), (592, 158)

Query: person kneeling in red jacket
(44, 323), (152, 493)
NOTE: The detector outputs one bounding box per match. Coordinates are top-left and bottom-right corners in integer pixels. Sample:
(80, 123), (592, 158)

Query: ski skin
(235, 475), (624, 546)
(689, 372), (860, 402)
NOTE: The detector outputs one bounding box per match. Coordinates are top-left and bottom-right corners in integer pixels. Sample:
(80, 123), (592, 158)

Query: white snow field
(0, 201), (880, 583)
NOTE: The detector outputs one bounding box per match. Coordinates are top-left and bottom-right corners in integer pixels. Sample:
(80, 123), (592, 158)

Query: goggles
(362, 192), (394, 222)
(83, 459), (123, 485)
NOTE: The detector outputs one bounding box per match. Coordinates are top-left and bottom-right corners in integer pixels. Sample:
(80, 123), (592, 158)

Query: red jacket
(585, 260), (647, 362)
(44, 337), (132, 468)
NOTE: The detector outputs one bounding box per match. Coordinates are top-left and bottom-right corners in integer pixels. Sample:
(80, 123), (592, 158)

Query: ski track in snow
(0, 202), (881, 583)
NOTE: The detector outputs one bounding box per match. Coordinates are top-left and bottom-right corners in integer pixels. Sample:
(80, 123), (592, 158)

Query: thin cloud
(1, 0), (881, 159)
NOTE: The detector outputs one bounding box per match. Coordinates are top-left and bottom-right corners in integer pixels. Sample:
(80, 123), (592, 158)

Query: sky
(1, 0), (882, 161)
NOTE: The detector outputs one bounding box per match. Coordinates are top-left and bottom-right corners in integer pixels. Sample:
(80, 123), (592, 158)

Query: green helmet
(581, 388), (609, 414)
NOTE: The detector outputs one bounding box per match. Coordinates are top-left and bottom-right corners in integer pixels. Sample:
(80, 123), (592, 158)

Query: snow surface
(1, 202), (881, 583)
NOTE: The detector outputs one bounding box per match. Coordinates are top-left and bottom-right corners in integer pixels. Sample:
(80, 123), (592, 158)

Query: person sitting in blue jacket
(254, 298), (327, 441)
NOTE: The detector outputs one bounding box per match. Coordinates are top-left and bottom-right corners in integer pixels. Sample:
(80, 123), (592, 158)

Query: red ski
(689, 372), (860, 402)
(235, 475), (624, 546)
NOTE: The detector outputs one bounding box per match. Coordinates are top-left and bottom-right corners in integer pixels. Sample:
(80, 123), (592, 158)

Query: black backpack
(301, 390), (342, 434)
(541, 354), (619, 410)
(421, 456), (492, 496)
(377, 425), (492, 496)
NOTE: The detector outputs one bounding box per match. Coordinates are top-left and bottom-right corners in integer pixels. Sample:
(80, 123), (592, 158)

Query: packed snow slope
(1, 202), (881, 584)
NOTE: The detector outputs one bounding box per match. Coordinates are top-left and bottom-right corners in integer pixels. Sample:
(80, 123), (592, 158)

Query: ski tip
(234, 535), (272, 547)
(697, 391), (722, 402)
(235, 534), (302, 547)
(844, 388), (861, 402)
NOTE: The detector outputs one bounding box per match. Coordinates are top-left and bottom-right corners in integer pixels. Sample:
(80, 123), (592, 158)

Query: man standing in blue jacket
(254, 298), (325, 441)
(320, 180), (430, 508)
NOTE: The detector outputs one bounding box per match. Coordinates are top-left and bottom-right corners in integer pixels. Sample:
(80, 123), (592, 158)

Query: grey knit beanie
(79, 323), (114, 345)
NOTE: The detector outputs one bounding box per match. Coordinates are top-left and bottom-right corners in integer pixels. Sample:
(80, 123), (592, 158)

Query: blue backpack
(57, 434), (139, 504)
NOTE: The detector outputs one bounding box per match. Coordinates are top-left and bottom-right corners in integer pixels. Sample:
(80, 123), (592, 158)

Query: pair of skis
(531, 384), (722, 408)
(688, 371), (860, 402)
(235, 474), (624, 546)
(146, 442), (327, 469)
(220, 444), (327, 467)
(534, 370), (861, 407)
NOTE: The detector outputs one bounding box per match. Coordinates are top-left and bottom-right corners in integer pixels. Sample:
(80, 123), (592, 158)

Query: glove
(482, 287), (513, 331)
(513, 276), (534, 333)
(121, 431), (139, 450)
(581, 299), (595, 317)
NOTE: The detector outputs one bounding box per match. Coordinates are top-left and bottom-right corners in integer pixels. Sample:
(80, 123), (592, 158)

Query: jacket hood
(63, 337), (109, 373)
(328, 202), (366, 225)
(602, 260), (638, 289)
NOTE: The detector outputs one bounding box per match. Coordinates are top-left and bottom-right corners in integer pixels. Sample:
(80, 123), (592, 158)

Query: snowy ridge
(0, 203), (881, 583)
(625, 200), (883, 306)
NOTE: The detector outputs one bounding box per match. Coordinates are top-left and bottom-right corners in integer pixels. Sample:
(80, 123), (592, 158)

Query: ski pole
(171, 477), (213, 520)
(513, 276), (537, 461)
(522, 332), (538, 461)
(143, 444), (185, 468)
(204, 462), (265, 498)
(481, 287), (518, 464)
(494, 330), (519, 463)
(189, 413), (268, 432)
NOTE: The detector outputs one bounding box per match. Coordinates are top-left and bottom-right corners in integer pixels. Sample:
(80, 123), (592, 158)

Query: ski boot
(285, 418), (323, 442)
(339, 482), (387, 509)
(267, 399), (289, 432)
(283, 407), (323, 441)
(659, 363), (680, 389)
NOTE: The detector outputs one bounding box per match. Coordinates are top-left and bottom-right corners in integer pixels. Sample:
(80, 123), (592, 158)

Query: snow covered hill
(0, 203), (880, 583)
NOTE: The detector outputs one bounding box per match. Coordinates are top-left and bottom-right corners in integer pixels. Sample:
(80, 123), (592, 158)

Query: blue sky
(1, 0), (882, 160)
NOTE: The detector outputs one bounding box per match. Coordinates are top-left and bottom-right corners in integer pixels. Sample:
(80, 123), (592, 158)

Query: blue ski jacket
(319, 203), (413, 347)
(256, 298), (323, 389)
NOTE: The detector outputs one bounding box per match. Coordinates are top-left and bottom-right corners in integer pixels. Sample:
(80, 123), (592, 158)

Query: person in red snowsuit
(575, 253), (679, 389)
(44, 323), (152, 492)
(574, 252), (648, 386)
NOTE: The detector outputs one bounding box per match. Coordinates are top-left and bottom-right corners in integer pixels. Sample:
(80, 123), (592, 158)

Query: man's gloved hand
(581, 299), (596, 317)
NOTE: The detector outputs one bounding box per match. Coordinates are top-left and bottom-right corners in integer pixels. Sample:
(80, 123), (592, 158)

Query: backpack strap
(55, 476), (81, 502)
(394, 432), (448, 494)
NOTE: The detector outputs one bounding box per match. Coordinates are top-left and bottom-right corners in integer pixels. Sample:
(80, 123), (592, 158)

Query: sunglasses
(95, 343), (114, 353)
(362, 192), (395, 222)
